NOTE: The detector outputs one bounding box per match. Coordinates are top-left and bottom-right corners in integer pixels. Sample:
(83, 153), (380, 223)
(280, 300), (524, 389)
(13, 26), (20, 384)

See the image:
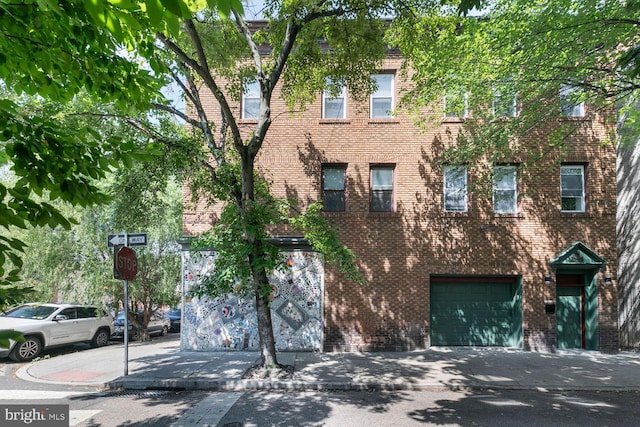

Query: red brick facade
(183, 55), (619, 352)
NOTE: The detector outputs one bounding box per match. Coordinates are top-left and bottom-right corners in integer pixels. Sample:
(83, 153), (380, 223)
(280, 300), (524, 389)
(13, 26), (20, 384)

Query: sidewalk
(15, 336), (640, 392)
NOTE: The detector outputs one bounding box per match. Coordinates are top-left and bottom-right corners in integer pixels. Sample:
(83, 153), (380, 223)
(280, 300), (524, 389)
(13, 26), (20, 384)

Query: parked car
(111, 310), (169, 340)
(165, 308), (181, 332)
(0, 303), (113, 362)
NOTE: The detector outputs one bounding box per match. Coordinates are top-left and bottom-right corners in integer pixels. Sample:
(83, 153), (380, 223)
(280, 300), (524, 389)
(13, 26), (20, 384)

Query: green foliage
(0, 330), (25, 350)
(0, 0), (167, 306)
(289, 203), (365, 284)
(0, 91), (163, 304)
(190, 163), (282, 299)
(16, 162), (183, 312)
(388, 0), (638, 170)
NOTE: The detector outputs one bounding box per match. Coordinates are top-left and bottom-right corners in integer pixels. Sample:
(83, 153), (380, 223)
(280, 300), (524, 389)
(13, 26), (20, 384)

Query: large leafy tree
(145, 1), (396, 369)
(79, 0), (421, 369)
(4, 95), (184, 339)
(0, 0), (391, 369)
(386, 0), (639, 173)
(0, 1), (164, 306)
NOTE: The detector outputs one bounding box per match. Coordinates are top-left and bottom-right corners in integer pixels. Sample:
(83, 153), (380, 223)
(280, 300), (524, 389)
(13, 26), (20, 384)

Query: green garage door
(430, 278), (522, 347)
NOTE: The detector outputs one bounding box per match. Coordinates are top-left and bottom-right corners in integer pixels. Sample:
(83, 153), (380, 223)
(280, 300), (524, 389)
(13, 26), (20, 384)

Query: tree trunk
(252, 260), (279, 367)
(241, 150), (279, 368)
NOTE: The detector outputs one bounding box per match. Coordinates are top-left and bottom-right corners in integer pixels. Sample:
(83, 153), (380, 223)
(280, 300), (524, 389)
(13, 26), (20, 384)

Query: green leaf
(0, 330), (25, 350)
(160, 0), (186, 17)
(145, 0), (164, 28)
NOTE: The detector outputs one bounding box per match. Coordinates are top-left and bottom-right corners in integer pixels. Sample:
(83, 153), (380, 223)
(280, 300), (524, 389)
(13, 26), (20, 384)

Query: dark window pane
(323, 191), (345, 211)
(372, 190), (393, 211)
(562, 197), (578, 211)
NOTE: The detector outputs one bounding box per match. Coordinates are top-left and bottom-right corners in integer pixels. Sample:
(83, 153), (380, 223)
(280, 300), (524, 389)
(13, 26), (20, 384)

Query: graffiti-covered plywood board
(181, 250), (324, 351)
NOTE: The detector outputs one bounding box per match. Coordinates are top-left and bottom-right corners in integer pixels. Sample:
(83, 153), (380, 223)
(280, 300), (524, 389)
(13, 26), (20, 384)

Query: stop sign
(116, 247), (138, 281)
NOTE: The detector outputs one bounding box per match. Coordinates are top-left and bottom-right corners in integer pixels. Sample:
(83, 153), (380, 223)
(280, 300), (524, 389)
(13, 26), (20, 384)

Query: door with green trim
(556, 286), (583, 349)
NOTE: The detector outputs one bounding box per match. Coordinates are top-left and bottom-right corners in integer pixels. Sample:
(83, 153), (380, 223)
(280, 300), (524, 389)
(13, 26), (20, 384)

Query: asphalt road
(0, 334), (203, 426)
(216, 389), (640, 427)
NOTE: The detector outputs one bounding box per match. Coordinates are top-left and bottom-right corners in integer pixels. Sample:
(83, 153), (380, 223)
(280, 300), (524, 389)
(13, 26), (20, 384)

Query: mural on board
(181, 250), (324, 351)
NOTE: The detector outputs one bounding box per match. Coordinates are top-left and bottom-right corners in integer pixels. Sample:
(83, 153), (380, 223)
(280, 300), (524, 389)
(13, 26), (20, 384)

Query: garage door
(430, 277), (522, 347)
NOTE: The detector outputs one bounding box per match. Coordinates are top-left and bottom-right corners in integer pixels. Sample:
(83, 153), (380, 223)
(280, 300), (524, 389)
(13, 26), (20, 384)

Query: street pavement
(11, 336), (640, 425)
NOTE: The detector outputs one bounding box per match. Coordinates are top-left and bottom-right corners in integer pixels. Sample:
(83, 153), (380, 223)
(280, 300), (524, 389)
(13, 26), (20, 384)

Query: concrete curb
(106, 378), (640, 393)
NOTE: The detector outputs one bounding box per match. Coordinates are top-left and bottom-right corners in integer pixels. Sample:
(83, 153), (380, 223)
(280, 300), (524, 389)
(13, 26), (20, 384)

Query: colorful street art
(181, 250), (324, 351)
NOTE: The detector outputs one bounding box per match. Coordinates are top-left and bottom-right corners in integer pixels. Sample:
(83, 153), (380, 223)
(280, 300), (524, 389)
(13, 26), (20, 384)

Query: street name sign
(107, 233), (148, 247)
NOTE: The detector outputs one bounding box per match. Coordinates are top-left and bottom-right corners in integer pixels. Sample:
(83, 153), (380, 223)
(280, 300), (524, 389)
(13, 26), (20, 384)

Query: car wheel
(160, 326), (168, 336)
(91, 329), (110, 348)
(9, 336), (42, 362)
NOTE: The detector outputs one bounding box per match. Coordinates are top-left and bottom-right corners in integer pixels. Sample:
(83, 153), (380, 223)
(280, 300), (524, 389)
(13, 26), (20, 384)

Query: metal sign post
(123, 232), (128, 377)
(123, 279), (129, 376)
(109, 231), (146, 377)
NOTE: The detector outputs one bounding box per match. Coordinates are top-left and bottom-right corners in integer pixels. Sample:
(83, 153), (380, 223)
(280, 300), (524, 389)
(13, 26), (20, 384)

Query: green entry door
(430, 278), (522, 347)
(556, 286), (583, 349)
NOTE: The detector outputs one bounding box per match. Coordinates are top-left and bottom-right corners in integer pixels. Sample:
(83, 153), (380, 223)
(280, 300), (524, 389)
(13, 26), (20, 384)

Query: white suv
(0, 303), (114, 362)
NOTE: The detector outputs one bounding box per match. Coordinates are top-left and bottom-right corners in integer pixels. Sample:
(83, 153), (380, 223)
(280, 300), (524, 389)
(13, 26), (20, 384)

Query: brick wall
(183, 55), (619, 352)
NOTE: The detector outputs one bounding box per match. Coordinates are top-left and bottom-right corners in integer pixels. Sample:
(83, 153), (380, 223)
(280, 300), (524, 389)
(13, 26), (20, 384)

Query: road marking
(0, 390), (90, 400)
(70, 410), (102, 426)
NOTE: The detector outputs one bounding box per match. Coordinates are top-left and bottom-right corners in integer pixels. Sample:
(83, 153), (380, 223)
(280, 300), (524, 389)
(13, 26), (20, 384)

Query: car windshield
(4, 305), (57, 320)
(167, 309), (181, 316)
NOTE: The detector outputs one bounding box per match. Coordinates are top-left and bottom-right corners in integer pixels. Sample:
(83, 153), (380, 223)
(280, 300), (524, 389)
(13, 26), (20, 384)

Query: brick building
(181, 54), (619, 353)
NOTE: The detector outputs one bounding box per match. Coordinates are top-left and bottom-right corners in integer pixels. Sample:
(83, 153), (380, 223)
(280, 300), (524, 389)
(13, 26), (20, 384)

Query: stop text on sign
(118, 255), (137, 272)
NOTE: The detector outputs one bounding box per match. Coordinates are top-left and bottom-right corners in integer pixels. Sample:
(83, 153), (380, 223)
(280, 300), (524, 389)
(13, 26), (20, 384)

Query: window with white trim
(370, 165), (394, 211)
(560, 84), (585, 117)
(242, 80), (260, 119)
(493, 165), (517, 214)
(561, 165), (585, 212)
(492, 85), (517, 118)
(322, 165), (346, 212)
(444, 87), (468, 119)
(370, 74), (394, 119)
(323, 84), (346, 119)
(443, 165), (468, 212)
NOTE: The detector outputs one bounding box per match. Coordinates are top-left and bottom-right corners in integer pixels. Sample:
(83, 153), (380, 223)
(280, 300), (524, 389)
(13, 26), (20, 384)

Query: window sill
(368, 118), (400, 125)
(442, 211), (469, 216)
(490, 115), (517, 122)
(367, 211), (400, 217)
(558, 116), (588, 122)
(442, 117), (466, 123)
(319, 119), (351, 125)
(238, 119), (259, 124)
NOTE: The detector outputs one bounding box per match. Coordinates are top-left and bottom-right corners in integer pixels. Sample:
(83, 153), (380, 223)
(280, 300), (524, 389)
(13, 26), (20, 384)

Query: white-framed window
(370, 165), (394, 211)
(561, 165), (585, 212)
(492, 86), (517, 118)
(560, 83), (585, 117)
(443, 165), (468, 212)
(370, 74), (394, 119)
(493, 165), (517, 214)
(323, 84), (346, 119)
(322, 165), (346, 212)
(444, 87), (468, 119)
(242, 80), (260, 119)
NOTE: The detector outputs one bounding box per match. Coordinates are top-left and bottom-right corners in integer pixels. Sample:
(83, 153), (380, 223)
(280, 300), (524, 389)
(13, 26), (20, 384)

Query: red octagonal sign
(116, 247), (138, 281)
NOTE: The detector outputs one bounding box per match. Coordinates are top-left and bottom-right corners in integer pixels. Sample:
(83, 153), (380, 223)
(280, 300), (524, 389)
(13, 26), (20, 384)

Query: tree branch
(156, 25), (244, 155)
